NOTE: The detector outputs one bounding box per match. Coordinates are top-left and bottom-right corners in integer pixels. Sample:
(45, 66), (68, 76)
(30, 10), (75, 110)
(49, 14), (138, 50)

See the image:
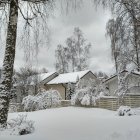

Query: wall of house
(81, 71), (97, 82)
(44, 84), (66, 100)
(107, 78), (118, 96)
(107, 74), (140, 95)
(44, 71), (97, 100)
(127, 75), (140, 87)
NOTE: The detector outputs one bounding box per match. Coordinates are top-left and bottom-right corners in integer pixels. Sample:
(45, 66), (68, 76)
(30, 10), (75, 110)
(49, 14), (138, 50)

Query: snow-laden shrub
(7, 114), (34, 135)
(92, 96), (99, 106)
(81, 94), (90, 106)
(22, 89), (62, 111)
(71, 88), (88, 105)
(22, 95), (36, 111)
(36, 89), (62, 109)
(71, 79), (100, 106)
(117, 106), (135, 116)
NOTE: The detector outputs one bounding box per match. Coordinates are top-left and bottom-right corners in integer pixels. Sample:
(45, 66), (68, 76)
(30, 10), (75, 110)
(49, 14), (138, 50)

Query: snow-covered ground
(1, 107), (140, 140)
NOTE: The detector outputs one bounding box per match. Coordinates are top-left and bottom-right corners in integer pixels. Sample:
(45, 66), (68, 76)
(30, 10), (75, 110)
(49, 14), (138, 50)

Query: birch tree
(55, 27), (91, 73)
(94, 0), (140, 71)
(0, 0), (82, 128)
(68, 27), (91, 71)
(55, 44), (69, 73)
(106, 18), (124, 72)
(93, 0), (140, 100)
(0, 0), (19, 128)
(0, 0), (54, 127)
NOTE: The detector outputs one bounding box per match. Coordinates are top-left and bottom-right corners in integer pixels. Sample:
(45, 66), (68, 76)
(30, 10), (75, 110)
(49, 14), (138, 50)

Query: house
(13, 70), (97, 102)
(44, 70), (97, 100)
(105, 70), (140, 96)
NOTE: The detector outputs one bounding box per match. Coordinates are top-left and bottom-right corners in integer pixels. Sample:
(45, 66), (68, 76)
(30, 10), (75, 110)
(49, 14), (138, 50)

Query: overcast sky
(0, 1), (115, 75)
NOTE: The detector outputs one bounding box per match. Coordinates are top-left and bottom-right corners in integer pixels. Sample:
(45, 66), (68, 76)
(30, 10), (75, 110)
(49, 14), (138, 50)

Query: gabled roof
(105, 70), (140, 84)
(47, 70), (93, 85)
(28, 72), (58, 85)
(37, 72), (58, 82)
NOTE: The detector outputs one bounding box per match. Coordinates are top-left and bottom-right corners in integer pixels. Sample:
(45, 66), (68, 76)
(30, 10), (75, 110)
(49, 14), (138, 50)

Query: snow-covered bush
(71, 79), (100, 106)
(22, 89), (62, 111)
(36, 89), (62, 109)
(117, 106), (135, 116)
(81, 94), (90, 106)
(7, 114), (34, 135)
(22, 95), (36, 111)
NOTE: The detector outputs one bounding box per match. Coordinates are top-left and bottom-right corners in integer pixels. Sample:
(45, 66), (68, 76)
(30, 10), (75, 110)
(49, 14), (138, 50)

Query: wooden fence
(72, 94), (140, 111)
(98, 97), (119, 111)
(61, 100), (71, 107)
(64, 94), (140, 111)
(97, 93), (140, 111)
(123, 94), (140, 108)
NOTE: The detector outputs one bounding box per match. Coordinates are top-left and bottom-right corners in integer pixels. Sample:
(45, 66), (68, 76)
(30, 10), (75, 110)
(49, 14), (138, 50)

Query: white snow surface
(48, 70), (90, 84)
(1, 107), (140, 140)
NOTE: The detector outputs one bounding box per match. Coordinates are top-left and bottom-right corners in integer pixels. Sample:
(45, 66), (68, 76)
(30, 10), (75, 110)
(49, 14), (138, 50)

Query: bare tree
(15, 67), (38, 102)
(55, 44), (69, 73)
(94, 0), (140, 71)
(0, 0), (19, 127)
(67, 27), (91, 71)
(55, 27), (91, 73)
(0, 0), (83, 127)
(106, 18), (123, 72)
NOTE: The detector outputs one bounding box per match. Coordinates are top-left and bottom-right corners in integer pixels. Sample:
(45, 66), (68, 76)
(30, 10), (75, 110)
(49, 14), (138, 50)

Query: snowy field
(1, 107), (140, 140)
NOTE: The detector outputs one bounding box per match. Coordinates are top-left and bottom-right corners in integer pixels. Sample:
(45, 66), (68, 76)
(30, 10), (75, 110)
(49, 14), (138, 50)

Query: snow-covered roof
(38, 72), (57, 82)
(29, 72), (57, 85)
(47, 70), (91, 84)
(105, 70), (140, 84)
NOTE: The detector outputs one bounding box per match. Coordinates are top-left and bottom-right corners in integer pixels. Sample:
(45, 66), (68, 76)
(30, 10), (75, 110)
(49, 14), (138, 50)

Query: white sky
(0, 1), (115, 75)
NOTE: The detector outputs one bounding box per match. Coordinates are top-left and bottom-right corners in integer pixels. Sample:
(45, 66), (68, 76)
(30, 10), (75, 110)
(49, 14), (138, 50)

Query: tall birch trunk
(133, 18), (140, 71)
(0, 0), (18, 127)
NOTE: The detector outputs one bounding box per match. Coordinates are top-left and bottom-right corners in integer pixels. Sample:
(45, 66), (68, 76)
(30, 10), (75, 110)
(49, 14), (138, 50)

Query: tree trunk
(114, 54), (118, 73)
(132, 10), (140, 71)
(0, 0), (18, 127)
(134, 21), (140, 71)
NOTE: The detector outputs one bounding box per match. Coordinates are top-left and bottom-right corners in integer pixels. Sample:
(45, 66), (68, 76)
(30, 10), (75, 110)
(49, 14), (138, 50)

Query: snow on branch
(71, 78), (107, 106)
(7, 114), (34, 135)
